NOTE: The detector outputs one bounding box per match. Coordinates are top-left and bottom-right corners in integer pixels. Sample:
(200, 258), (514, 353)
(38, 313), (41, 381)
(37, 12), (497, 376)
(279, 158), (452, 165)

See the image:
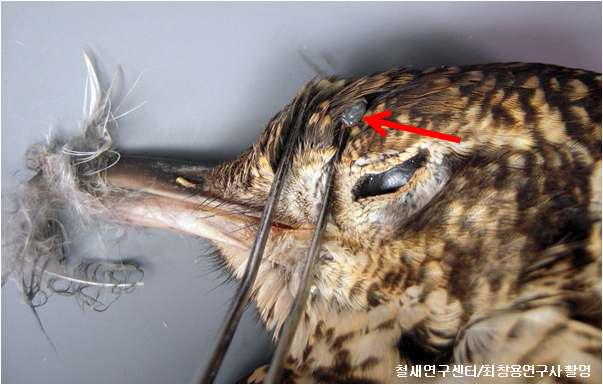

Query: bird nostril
(175, 176), (198, 189)
(105, 156), (209, 198)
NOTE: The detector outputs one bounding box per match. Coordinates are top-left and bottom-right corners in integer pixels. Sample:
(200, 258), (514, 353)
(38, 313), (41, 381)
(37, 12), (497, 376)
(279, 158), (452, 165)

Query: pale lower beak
(104, 156), (262, 250)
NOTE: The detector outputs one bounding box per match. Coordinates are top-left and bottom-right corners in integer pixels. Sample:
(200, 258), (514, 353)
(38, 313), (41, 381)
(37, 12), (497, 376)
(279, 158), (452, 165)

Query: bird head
(105, 64), (600, 337)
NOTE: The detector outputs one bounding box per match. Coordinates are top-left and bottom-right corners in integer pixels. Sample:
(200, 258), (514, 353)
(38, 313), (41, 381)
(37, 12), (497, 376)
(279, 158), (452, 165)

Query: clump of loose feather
(2, 54), (144, 344)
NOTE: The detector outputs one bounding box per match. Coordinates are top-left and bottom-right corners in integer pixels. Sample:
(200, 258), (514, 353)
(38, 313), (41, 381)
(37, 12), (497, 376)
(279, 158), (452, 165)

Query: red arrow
(363, 110), (461, 143)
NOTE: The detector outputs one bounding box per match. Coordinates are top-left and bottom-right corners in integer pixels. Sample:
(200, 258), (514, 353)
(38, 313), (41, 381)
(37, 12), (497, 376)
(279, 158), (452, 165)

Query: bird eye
(352, 152), (426, 200)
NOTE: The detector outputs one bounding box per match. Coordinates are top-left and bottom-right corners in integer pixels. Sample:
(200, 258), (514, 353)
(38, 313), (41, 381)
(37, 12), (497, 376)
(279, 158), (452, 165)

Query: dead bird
(3, 56), (601, 383)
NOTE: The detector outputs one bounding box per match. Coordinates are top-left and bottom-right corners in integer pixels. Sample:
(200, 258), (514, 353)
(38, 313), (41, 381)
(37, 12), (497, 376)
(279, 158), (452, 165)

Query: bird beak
(103, 156), (263, 251)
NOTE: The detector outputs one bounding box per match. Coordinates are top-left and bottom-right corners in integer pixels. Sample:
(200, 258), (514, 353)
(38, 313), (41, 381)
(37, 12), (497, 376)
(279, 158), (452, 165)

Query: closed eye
(352, 152), (426, 200)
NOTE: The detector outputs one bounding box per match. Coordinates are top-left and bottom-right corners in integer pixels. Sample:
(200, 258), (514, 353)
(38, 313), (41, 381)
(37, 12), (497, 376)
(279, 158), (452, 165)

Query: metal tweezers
(198, 90), (356, 384)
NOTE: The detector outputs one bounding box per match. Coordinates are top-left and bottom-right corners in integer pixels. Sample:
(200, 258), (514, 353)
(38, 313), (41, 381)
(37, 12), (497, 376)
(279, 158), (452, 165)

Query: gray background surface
(2, 1), (601, 383)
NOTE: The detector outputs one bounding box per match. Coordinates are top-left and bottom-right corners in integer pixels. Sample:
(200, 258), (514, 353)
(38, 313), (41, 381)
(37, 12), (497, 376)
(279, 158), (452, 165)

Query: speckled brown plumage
(101, 63), (601, 383)
(194, 63), (601, 383)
